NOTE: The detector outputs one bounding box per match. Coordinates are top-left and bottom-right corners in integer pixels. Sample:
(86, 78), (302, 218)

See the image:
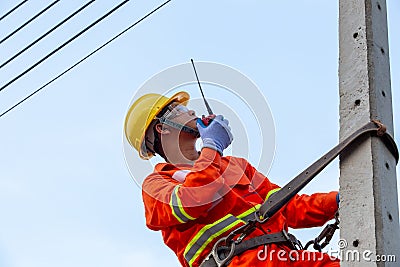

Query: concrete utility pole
(339, 0), (399, 266)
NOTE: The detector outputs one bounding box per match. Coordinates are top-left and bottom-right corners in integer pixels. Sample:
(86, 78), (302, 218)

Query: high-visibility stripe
(170, 185), (196, 223)
(183, 189), (282, 265)
(265, 187), (281, 201)
(183, 189), (281, 265)
(172, 170), (190, 182)
(184, 214), (242, 267)
(184, 207), (259, 266)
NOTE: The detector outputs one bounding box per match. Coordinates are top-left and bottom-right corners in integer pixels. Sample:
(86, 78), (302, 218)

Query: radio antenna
(190, 59), (213, 115)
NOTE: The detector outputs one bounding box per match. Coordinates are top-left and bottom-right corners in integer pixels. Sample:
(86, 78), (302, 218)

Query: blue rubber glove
(196, 115), (233, 155)
(336, 193), (340, 207)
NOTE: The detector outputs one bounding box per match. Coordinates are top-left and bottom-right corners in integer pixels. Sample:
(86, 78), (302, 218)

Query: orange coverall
(142, 148), (339, 267)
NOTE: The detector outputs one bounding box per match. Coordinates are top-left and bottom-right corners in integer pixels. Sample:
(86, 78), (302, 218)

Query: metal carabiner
(211, 237), (236, 267)
(210, 220), (259, 266)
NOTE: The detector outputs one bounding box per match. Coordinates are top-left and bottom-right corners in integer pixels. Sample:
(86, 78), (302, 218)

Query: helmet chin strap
(159, 117), (199, 137)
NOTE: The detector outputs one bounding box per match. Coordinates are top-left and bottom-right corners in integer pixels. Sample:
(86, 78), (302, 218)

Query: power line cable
(0, 0), (30, 22)
(0, 0), (172, 119)
(0, 0), (61, 45)
(0, 0), (96, 69)
(0, 0), (129, 93)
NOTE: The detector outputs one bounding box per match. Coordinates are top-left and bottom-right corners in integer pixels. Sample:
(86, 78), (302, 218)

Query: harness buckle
(255, 210), (270, 224)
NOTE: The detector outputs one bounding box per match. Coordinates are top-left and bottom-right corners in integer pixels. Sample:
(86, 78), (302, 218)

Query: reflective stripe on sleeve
(170, 185), (196, 223)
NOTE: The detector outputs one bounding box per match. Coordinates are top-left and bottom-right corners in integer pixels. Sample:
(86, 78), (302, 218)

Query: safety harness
(304, 212), (340, 252)
(200, 120), (399, 267)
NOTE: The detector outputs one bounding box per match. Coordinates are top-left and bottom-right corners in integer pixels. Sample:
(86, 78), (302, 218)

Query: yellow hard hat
(124, 91), (190, 159)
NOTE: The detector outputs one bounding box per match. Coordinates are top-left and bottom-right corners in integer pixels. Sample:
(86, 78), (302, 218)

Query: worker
(124, 91), (340, 267)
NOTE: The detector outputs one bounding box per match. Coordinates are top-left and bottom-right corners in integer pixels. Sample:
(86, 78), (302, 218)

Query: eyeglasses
(160, 104), (189, 120)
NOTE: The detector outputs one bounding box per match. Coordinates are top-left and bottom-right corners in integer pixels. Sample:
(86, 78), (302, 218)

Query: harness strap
(206, 120), (398, 267)
(257, 120), (399, 222)
(199, 231), (295, 267)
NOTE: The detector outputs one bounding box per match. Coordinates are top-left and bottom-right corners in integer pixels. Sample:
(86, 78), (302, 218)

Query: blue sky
(0, 1), (399, 266)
